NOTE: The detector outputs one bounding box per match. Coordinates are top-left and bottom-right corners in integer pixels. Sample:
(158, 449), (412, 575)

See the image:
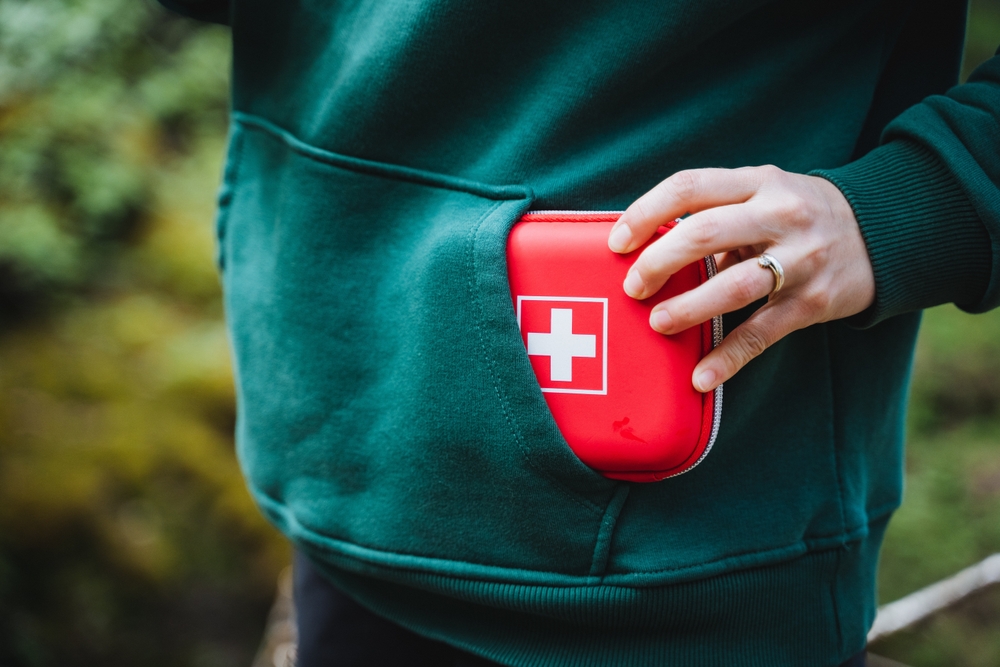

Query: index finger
(608, 167), (763, 254)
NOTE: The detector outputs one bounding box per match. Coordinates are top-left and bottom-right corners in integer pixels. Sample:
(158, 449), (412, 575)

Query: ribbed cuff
(811, 140), (990, 328)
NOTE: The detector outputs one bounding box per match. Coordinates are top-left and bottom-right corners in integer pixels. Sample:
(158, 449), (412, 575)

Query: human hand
(608, 166), (875, 393)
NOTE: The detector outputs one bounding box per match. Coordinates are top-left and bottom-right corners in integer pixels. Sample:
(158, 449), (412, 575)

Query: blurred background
(0, 1), (998, 666)
(0, 2), (286, 666)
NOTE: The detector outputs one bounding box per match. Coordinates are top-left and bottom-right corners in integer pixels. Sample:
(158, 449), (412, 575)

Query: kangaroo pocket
(603, 321), (852, 585)
(218, 115), (619, 581)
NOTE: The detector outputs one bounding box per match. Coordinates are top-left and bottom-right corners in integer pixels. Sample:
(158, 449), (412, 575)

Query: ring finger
(649, 251), (787, 334)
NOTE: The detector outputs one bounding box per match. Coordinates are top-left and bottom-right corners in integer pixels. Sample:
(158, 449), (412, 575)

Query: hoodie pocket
(219, 114), (619, 581)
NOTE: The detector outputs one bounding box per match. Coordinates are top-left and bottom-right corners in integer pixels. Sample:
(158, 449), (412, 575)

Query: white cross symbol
(526, 308), (596, 382)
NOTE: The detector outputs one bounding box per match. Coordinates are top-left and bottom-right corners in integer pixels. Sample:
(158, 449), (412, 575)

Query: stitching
(304, 521), (840, 584)
(232, 114), (608, 534)
(466, 203), (605, 516)
(605, 539), (837, 579)
(232, 112), (529, 202)
(588, 483), (630, 579)
(831, 542), (846, 656)
(606, 509), (893, 578)
(262, 485), (891, 583)
(823, 324), (851, 541)
(215, 124), (246, 270)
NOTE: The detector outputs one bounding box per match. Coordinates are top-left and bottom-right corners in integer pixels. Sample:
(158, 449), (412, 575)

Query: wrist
(810, 140), (989, 327)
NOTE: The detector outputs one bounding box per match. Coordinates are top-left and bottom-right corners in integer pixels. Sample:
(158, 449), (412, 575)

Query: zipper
(524, 210), (625, 214)
(520, 210), (625, 221)
(663, 252), (723, 480)
(521, 209), (724, 478)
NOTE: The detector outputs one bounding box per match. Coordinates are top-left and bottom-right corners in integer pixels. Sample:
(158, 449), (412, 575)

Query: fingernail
(608, 223), (633, 253)
(623, 269), (644, 297)
(650, 309), (673, 333)
(693, 368), (717, 393)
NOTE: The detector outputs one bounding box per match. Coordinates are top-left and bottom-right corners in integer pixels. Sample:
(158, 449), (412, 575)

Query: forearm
(812, 52), (1000, 327)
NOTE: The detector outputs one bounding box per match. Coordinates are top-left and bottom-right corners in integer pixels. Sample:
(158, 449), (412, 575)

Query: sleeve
(811, 50), (1000, 327)
(156, 0), (230, 25)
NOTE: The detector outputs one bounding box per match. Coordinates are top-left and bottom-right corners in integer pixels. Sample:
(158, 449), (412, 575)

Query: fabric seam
(822, 324), (850, 655)
(299, 522), (864, 589)
(824, 323), (851, 542)
(232, 112), (530, 202)
(831, 543), (847, 657)
(215, 123), (246, 270)
(260, 485), (898, 586)
(467, 203), (606, 517)
(587, 484), (631, 580)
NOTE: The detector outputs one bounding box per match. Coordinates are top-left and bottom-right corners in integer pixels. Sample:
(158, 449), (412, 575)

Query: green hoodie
(162, 1), (1000, 665)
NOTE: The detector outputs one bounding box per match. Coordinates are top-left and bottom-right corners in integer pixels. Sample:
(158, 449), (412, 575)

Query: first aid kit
(507, 211), (723, 482)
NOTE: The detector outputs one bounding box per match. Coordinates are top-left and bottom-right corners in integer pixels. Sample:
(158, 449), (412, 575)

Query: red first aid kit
(507, 211), (723, 482)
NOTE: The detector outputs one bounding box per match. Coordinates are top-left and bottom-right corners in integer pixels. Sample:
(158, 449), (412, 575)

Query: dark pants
(294, 552), (867, 667)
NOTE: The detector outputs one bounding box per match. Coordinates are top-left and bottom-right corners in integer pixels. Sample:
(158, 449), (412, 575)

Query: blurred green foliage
(0, 1), (286, 666)
(964, 0), (1000, 82)
(873, 585), (1000, 667)
(868, 4), (1000, 665)
(873, 309), (1000, 667)
(0, 1), (998, 666)
(0, 0), (229, 312)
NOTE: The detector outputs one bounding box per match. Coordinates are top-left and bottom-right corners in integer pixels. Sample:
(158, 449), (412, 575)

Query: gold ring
(757, 253), (785, 295)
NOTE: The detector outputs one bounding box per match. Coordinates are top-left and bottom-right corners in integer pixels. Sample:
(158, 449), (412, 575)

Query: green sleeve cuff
(811, 140), (990, 327)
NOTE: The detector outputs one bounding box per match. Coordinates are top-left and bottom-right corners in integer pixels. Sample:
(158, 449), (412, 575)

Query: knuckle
(631, 196), (656, 223)
(755, 164), (784, 184)
(634, 245), (653, 269)
(798, 239), (829, 274)
(688, 213), (720, 248)
(670, 298), (697, 324)
(780, 194), (813, 226)
(735, 326), (770, 361)
(633, 249), (662, 278)
(728, 269), (762, 304)
(667, 170), (701, 203)
(799, 286), (831, 314)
